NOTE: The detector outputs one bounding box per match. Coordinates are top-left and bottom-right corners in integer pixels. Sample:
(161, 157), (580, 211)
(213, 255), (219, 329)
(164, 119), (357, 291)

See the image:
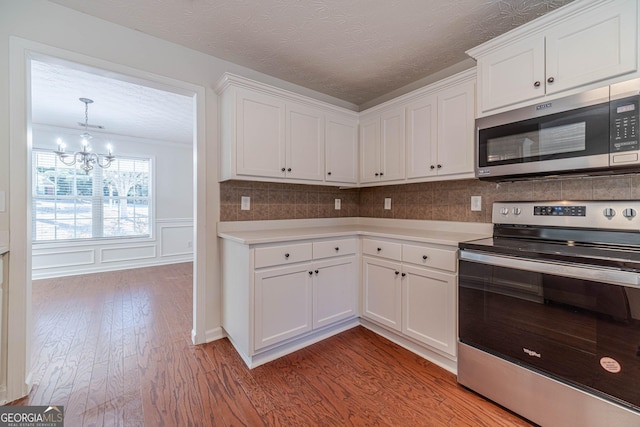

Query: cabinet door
(325, 114), (358, 183)
(359, 116), (381, 183)
(545, 0), (638, 96)
(402, 264), (456, 357)
(313, 256), (357, 329)
(236, 89), (286, 177)
(286, 103), (325, 181)
(380, 107), (406, 181)
(436, 80), (475, 176)
(478, 36), (545, 113)
(362, 256), (402, 331)
(406, 94), (438, 178)
(254, 263), (313, 350)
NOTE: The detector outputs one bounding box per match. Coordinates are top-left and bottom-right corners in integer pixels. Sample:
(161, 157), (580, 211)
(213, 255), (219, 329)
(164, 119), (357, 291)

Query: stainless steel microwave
(476, 79), (640, 180)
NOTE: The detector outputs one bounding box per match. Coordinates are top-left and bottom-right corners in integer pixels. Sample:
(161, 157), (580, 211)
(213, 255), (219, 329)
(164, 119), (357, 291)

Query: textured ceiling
(31, 60), (194, 145)
(50, 0), (574, 106)
(34, 0), (573, 146)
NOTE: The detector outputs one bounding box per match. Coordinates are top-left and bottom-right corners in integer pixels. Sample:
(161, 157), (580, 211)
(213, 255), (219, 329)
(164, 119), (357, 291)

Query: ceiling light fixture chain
(54, 97), (115, 173)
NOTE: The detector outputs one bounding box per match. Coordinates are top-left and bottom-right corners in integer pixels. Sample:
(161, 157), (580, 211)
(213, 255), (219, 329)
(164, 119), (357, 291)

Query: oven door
(476, 87), (611, 179)
(459, 250), (640, 411)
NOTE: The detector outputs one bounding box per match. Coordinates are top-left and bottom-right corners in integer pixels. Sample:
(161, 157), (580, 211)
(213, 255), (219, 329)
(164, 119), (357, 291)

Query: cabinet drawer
(254, 243), (312, 268)
(362, 239), (402, 261)
(313, 238), (357, 259)
(402, 243), (457, 272)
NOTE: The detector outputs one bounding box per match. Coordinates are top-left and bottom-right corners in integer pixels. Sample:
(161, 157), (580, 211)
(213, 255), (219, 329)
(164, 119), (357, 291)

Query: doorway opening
(26, 55), (197, 407)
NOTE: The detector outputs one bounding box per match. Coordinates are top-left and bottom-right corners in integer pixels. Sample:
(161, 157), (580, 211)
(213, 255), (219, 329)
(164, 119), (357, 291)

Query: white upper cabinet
(286, 102), (325, 181)
(476, 37), (545, 113)
(406, 75), (475, 179)
(217, 74), (359, 185)
(380, 107), (406, 182)
(436, 80), (475, 177)
(470, 0), (639, 115)
(236, 89), (286, 178)
(359, 106), (405, 183)
(545, 2), (637, 95)
(325, 114), (358, 184)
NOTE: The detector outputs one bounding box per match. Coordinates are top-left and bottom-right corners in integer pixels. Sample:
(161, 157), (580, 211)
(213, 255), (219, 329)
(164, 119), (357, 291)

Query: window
(32, 150), (151, 242)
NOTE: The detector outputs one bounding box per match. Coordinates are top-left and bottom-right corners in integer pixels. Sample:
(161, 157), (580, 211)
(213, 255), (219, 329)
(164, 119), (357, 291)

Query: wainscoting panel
(160, 222), (193, 257)
(101, 245), (156, 263)
(32, 218), (194, 279)
(32, 249), (95, 270)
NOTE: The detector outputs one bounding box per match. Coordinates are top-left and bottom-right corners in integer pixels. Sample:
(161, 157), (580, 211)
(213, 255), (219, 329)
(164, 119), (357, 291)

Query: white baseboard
(31, 255), (193, 280)
(205, 327), (225, 343)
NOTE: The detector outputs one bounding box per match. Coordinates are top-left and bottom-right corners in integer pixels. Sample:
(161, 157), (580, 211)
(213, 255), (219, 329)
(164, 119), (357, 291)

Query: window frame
(31, 148), (154, 244)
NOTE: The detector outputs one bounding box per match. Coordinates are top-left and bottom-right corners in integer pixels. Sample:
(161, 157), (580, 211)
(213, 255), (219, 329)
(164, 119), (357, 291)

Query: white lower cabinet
(361, 238), (458, 359)
(362, 256), (402, 331)
(313, 256), (358, 328)
(255, 254), (358, 351)
(221, 237), (358, 368)
(222, 232), (460, 369)
(402, 264), (456, 357)
(254, 263), (313, 350)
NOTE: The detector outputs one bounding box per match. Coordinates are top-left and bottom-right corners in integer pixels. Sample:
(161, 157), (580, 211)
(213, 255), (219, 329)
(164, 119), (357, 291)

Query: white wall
(31, 125), (194, 279)
(0, 0), (357, 403)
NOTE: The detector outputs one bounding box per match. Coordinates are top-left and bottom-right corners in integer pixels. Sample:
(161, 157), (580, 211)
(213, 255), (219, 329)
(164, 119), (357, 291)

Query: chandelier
(54, 97), (115, 172)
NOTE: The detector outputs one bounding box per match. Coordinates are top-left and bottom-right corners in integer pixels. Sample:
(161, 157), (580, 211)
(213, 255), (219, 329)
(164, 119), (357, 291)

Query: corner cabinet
(469, 0), (639, 115)
(216, 74), (359, 185)
(221, 237), (359, 368)
(325, 114), (359, 183)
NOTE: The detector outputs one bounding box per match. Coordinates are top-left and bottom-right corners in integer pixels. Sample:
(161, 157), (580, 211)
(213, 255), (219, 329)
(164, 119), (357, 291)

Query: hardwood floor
(13, 262), (533, 426)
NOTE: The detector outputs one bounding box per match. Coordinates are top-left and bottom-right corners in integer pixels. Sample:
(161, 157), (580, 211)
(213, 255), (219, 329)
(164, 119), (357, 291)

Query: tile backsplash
(220, 181), (360, 221)
(219, 174), (640, 223)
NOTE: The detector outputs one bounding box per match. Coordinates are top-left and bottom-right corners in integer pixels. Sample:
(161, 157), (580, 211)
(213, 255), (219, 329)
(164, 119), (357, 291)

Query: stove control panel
(493, 201), (640, 230)
(534, 205), (586, 216)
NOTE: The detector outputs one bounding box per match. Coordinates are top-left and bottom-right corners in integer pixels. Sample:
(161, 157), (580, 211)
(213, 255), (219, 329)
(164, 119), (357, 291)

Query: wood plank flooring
(12, 262), (534, 426)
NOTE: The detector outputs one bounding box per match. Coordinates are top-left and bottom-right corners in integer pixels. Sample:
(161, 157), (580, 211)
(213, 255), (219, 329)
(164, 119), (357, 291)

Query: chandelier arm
(96, 154), (115, 169)
(55, 152), (79, 167)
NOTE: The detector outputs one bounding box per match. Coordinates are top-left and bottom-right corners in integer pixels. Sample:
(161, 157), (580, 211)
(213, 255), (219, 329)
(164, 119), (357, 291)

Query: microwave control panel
(610, 96), (639, 153)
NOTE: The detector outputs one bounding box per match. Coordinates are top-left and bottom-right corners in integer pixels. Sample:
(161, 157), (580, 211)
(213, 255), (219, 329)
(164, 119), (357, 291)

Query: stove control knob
(512, 208), (522, 215)
(603, 208), (616, 219)
(623, 208), (637, 218)
(500, 207), (510, 216)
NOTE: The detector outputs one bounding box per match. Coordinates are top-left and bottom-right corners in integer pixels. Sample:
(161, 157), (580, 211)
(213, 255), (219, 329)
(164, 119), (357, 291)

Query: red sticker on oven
(600, 357), (621, 373)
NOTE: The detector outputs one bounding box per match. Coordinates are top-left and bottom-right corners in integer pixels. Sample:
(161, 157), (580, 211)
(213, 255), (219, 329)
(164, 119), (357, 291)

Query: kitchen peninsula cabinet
(216, 73), (359, 186)
(469, 0), (638, 115)
(221, 234), (358, 367)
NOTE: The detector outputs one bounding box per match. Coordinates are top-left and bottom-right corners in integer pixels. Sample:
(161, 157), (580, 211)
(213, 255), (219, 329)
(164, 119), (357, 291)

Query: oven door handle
(460, 250), (640, 288)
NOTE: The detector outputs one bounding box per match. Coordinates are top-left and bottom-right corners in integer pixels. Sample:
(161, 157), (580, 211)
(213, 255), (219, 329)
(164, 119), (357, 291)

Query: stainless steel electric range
(458, 200), (640, 426)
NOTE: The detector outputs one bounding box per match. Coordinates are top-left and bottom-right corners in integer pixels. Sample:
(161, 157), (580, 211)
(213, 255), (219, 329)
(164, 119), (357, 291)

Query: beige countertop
(218, 218), (492, 246)
(0, 246), (7, 255)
